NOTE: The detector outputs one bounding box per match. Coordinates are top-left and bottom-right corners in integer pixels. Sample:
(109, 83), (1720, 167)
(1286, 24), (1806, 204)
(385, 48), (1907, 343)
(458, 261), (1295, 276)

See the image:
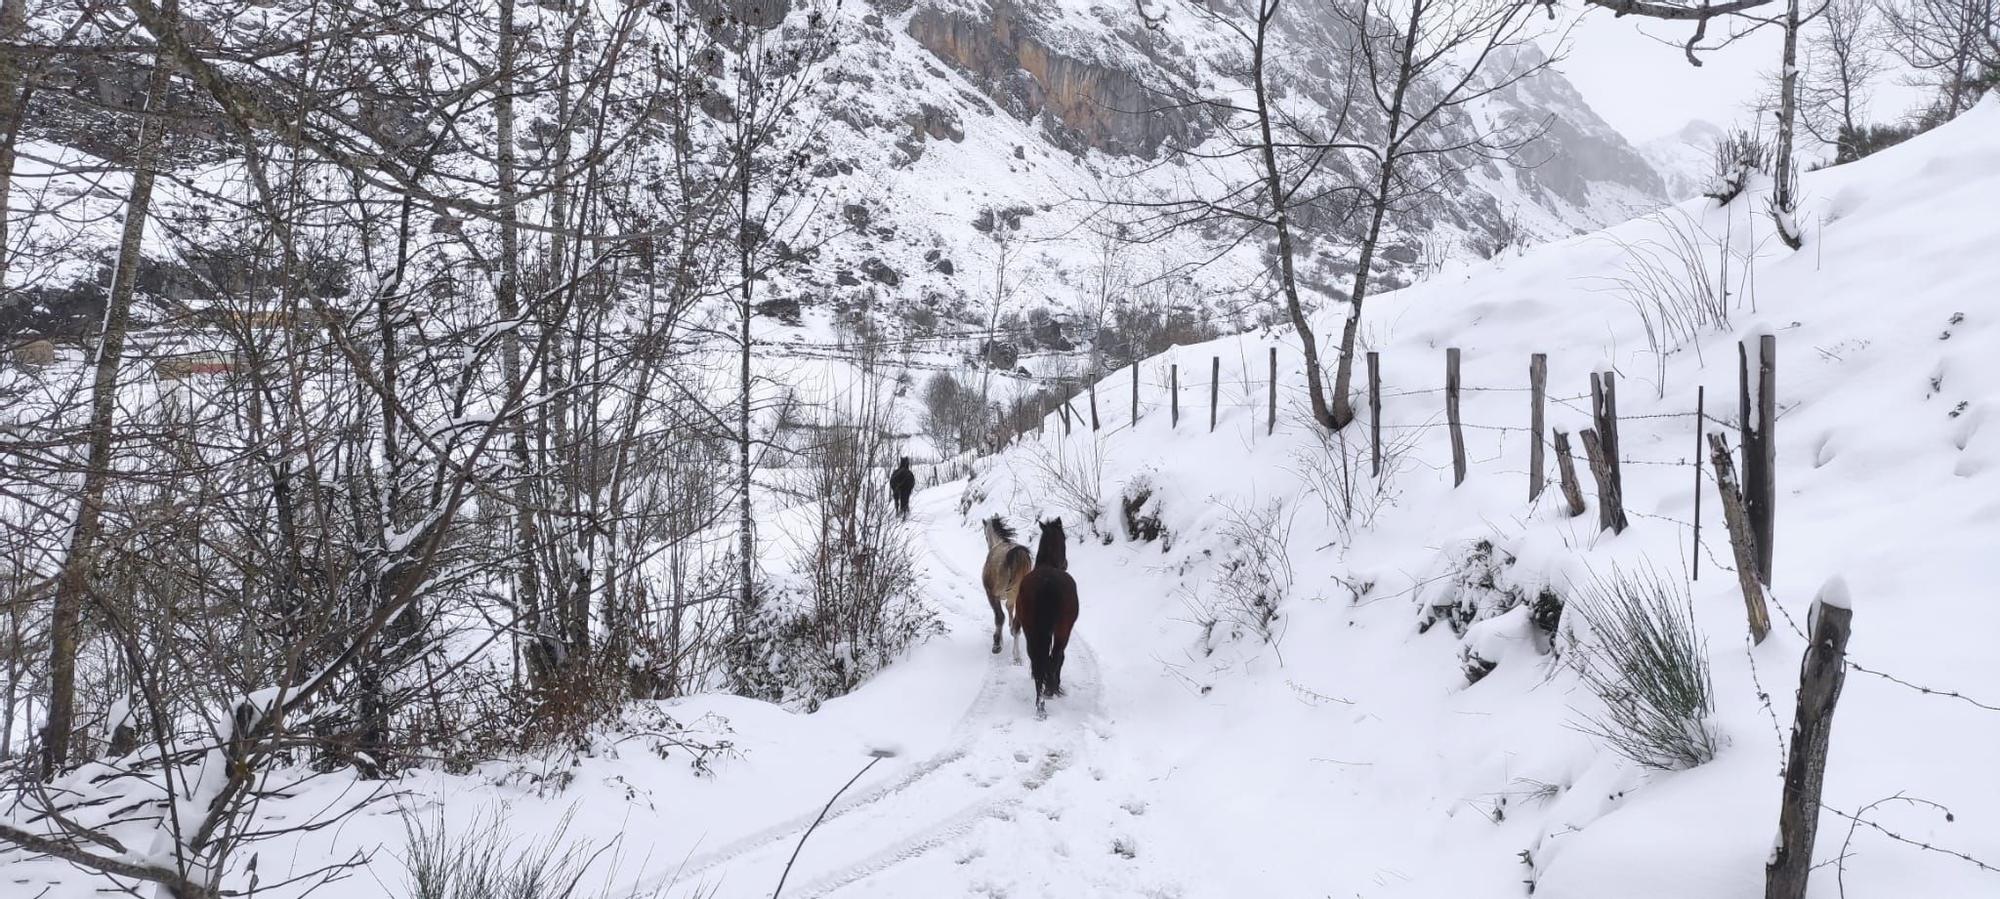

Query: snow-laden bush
(1704, 128), (1772, 203)
(1415, 539), (1566, 683)
(1420, 539), (1528, 635)
(1568, 566), (1720, 770)
(1119, 470), (1169, 548)
(1189, 501), (1295, 653)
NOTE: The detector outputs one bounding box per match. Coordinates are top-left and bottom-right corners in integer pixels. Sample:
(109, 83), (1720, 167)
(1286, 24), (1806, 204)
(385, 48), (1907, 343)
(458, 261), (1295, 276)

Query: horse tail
(1002, 545), (1032, 589)
(1020, 572), (1056, 689)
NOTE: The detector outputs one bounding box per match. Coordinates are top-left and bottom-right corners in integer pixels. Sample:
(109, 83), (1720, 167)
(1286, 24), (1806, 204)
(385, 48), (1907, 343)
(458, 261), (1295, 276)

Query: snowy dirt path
(667, 486), (1214, 899)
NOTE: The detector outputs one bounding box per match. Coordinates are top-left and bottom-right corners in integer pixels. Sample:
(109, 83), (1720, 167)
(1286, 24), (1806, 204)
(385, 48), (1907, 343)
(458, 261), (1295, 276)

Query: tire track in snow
(664, 495), (1108, 897)
(787, 577), (1109, 895)
(657, 497), (1052, 894)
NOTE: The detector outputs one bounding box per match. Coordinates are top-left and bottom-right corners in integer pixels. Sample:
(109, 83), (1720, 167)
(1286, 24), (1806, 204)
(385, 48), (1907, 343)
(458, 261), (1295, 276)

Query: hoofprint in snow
(12, 99), (2000, 899)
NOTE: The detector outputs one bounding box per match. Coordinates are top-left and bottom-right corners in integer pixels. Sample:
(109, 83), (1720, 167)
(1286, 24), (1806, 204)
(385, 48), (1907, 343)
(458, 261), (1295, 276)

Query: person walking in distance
(890, 457), (916, 518)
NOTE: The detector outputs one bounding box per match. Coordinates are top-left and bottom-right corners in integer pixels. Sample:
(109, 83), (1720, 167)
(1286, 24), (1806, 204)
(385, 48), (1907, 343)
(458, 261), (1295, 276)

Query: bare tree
(1771, 0), (1808, 248)
(39, 15), (174, 780)
(1116, 0), (1355, 429)
(1324, 0), (1560, 427)
(1802, 0), (1887, 161)
(1880, 0), (1999, 124)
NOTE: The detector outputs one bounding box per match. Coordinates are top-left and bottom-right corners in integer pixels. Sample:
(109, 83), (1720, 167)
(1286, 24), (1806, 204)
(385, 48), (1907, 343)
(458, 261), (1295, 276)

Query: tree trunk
(1249, 1), (1337, 430)
(737, 115), (757, 630)
(41, 45), (174, 780)
(1771, 0), (1804, 248)
(494, 0), (547, 684)
(0, 0), (28, 287)
(1330, 0), (1423, 429)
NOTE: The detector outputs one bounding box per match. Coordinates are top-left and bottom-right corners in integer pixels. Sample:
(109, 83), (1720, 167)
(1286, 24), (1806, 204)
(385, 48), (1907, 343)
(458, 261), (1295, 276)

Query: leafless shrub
(920, 371), (988, 457)
(1292, 407), (1411, 547)
(1590, 208), (1751, 396)
(1023, 433), (1109, 535)
(1187, 500), (1296, 653)
(729, 397), (939, 710)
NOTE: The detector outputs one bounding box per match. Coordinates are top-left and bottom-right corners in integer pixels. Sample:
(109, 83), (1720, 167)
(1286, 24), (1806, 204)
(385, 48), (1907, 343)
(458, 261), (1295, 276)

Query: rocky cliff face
(904, 3), (1199, 158)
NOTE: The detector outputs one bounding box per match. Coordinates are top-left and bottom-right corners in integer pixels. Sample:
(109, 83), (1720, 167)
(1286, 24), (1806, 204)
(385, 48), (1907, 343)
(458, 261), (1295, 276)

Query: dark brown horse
(1014, 518), (1079, 716)
(889, 457), (915, 518)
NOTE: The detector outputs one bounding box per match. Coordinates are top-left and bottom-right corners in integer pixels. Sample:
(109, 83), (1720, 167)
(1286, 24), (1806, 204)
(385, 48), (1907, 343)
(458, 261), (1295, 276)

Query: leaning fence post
(1267, 346), (1277, 436)
(1089, 383), (1100, 431)
(1765, 578), (1853, 899)
(1446, 348), (1465, 486)
(1580, 427), (1627, 533)
(1707, 432), (1772, 643)
(1209, 355), (1220, 433)
(1170, 363), (1179, 428)
(1552, 430), (1587, 518)
(1367, 351), (1382, 478)
(1529, 353), (1547, 501)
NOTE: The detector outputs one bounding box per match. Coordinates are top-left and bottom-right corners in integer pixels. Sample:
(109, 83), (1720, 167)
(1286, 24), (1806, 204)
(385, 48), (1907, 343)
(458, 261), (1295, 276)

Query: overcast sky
(1545, 9), (1784, 144)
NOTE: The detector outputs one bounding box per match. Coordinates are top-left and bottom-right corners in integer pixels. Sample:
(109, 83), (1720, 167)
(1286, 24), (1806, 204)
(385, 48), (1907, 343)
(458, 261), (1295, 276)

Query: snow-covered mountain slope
(1642, 117), (1728, 201)
(784, 0), (1675, 342)
(5, 0), (1683, 422)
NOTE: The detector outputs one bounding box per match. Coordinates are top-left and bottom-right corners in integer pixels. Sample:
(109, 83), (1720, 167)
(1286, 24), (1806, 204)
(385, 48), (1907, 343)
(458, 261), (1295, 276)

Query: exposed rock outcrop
(906, 3), (1197, 157)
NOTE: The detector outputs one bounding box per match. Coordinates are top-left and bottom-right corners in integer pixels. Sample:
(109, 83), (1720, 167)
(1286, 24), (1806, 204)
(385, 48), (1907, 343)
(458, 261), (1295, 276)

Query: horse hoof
(990, 644), (1001, 655)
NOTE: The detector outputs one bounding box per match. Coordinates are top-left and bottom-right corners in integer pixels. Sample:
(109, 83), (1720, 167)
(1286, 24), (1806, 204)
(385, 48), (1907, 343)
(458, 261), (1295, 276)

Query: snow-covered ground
(12, 95), (2000, 899)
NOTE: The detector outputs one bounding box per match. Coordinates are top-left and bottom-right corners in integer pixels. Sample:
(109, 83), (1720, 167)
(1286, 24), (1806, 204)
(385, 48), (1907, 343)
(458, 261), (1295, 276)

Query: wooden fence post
(1446, 348), (1465, 486)
(1170, 364), (1179, 428)
(1367, 351), (1381, 478)
(1552, 430), (1587, 518)
(1089, 383), (1100, 431)
(1210, 355), (1220, 433)
(1765, 580), (1853, 899)
(1693, 385), (1705, 581)
(1267, 346), (1277, 436)
(1707, 432), (1772, 643)
(1059, 401), (1071, 436)
(1592, 371), (1623, 498)
(1131, 364), (1139, 425)
(1753, 335), (1777, 584)
(1580, 427), (1627, 533)
(1529, 353), (1547, 501)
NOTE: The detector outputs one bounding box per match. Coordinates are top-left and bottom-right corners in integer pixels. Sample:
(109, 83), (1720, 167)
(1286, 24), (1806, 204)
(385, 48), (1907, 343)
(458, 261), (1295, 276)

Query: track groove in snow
(665, 496), (1106, 897)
